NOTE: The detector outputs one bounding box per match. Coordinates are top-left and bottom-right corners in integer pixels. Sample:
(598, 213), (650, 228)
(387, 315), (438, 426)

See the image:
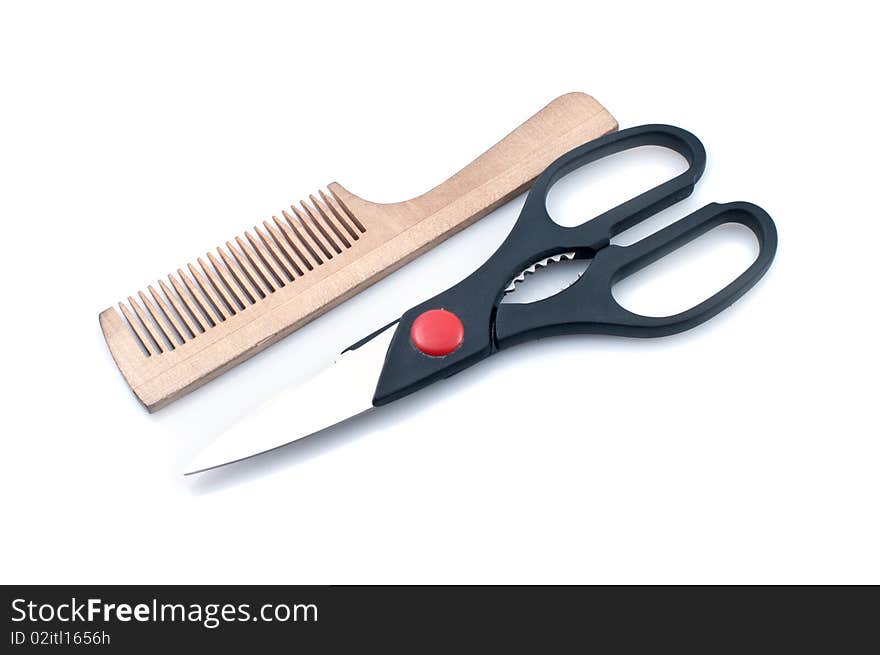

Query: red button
(410, 309), (464, 356)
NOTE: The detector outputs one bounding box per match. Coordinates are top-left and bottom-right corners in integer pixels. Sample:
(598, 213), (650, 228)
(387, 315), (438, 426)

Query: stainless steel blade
(184, 323), (399, 475)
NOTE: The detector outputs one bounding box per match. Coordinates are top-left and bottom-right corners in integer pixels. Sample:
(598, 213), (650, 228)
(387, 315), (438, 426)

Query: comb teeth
(117, 188), (367, 357)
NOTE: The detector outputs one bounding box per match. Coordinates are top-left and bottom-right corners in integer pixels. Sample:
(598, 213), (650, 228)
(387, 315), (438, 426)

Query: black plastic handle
(507, 124), (706, 259)
(494, 201), (778, 347)
(371, 125), (776, 406)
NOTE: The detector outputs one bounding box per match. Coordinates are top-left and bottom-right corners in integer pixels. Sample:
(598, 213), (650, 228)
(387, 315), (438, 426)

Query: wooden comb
(100, 92), (617, 411)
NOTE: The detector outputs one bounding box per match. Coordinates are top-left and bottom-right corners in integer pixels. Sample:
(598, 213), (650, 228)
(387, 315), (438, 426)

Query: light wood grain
(100, 92), (618, 411)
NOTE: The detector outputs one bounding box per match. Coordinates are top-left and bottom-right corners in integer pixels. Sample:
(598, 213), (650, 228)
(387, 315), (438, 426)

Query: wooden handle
(100, 93), (617, 411)
(333, 92), (618, 236)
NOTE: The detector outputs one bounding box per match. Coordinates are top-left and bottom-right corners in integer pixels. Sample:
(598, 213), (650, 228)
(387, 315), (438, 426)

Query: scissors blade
(184, 323), (399, 475)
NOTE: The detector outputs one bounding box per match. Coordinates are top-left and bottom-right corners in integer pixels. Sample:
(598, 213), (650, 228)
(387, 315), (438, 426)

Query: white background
(1, 1), (877, 584)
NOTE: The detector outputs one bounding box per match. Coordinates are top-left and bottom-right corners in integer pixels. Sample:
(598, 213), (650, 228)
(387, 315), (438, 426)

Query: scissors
(187, 124), (777, 474)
